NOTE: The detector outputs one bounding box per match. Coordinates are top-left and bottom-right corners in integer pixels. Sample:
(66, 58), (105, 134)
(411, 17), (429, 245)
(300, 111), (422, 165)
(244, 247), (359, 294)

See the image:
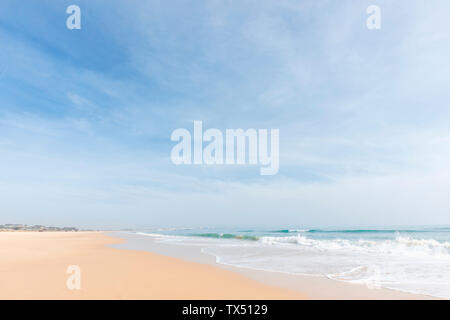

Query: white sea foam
(260, 234), (450, 257)
(137, 231), (450, 298)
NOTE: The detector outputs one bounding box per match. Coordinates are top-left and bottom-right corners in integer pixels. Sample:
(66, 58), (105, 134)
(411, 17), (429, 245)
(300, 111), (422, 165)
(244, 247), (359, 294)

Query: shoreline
(0, 231), (304, 299)
(109, 231), (437, 300)
(0, 231), (437, 299)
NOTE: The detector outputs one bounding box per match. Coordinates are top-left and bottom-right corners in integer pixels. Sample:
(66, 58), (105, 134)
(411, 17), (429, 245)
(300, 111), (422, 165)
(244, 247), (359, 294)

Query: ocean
(131, 226), (450, 298)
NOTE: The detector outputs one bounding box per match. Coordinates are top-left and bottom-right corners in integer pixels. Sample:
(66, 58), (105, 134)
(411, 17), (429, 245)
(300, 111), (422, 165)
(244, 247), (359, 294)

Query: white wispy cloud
(1, 0), (450, 227)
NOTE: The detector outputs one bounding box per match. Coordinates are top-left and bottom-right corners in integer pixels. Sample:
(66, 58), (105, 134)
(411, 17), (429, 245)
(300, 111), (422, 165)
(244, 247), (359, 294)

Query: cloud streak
(1, 0), (450, 227)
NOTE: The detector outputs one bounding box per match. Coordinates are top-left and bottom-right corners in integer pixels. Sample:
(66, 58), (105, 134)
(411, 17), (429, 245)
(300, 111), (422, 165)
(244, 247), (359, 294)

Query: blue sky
(1, 0), (450, 229)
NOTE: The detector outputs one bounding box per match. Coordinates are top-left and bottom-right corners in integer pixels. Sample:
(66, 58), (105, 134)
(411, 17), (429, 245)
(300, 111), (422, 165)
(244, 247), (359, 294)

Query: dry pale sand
(0, 231), (305, 300)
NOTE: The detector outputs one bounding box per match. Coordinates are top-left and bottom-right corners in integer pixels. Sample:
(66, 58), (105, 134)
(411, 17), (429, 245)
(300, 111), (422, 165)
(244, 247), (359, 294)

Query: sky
(1, 0), (450, 229)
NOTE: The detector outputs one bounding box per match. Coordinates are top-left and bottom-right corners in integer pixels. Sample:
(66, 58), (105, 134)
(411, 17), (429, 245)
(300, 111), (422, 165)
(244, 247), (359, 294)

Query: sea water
(133, 226), (450, 298)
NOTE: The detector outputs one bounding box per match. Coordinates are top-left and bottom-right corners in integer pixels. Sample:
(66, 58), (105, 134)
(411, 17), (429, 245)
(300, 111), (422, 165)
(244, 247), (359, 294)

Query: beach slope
(0, 232), (304, 299)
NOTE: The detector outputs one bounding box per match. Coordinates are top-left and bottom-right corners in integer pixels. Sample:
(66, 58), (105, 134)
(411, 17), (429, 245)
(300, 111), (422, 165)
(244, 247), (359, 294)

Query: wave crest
(259, 234), (450, 257)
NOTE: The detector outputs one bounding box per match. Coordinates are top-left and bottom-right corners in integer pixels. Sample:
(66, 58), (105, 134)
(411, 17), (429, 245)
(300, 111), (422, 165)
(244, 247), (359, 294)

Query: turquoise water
(135, 226), (450, 298)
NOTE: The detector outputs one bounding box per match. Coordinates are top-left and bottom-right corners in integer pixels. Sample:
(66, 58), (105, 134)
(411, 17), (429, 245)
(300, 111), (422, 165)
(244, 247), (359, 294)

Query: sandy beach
(0, 231), (435, 300)
(0, 231), (304, 300)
